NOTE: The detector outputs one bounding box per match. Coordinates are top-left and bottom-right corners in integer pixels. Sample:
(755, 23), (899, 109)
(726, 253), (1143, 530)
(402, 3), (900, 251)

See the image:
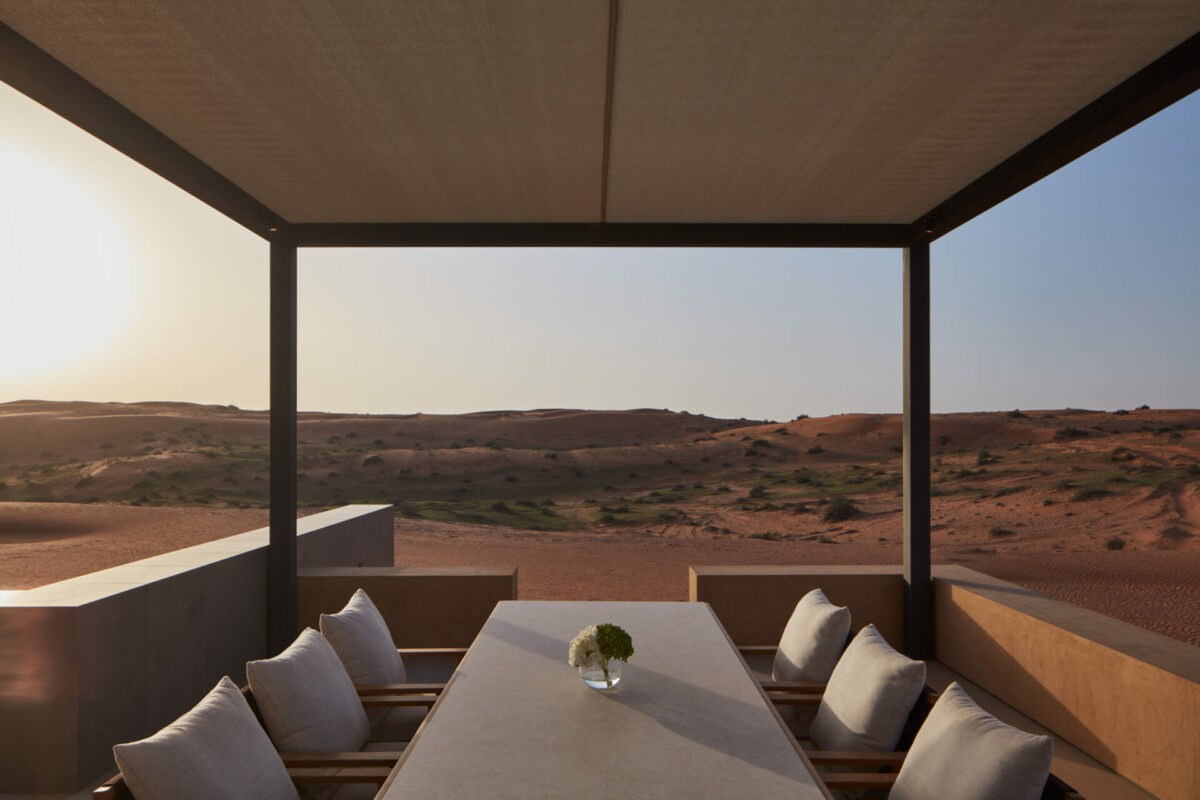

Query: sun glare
(0, 144), (134, 380)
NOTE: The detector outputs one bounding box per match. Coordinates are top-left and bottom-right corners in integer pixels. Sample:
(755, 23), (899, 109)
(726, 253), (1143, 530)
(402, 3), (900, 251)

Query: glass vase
(580, 658), (623, 690)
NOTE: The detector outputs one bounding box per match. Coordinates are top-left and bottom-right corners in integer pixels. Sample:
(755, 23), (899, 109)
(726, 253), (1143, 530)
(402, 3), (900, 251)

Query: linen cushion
(771, 588), (851, 683)
(809, 624), (926, 752)
(889, 682), (1053, 800)
(113, 676), (298, 800)
(246, 628), (371, 753)
(320, 588), (406, 686)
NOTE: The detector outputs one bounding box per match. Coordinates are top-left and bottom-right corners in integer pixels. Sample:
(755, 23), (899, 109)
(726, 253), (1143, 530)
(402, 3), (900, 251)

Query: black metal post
(903, 244), (933, 658)
(268, 240), (298, 655)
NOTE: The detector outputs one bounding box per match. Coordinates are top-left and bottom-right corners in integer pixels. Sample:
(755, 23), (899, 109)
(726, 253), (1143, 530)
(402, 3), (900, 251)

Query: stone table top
(379, 600), (828, 799)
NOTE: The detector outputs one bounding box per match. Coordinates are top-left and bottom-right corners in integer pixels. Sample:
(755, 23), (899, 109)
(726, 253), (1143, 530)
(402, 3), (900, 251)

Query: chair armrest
(807, 751), (906, 768)
(280, 751), (403, 768)
(765, 692), (822, 706)
(759, 680), (826, 693)
(398, 647), (469, 660)
(287, 766), (394, 785)
(93, 776), (134, 800)
(360, 694), (438, 708)
(820, 772), (898, 791)
(357, 682), (444, 695)
(736, 645), (778, 656)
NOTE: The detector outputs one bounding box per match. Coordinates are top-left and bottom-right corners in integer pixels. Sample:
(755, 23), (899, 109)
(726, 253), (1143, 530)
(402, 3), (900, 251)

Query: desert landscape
(2, 399), (1198, 644)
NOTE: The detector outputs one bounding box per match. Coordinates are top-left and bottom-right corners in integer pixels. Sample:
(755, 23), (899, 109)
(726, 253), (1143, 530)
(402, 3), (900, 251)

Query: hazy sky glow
(1, 81), (1197, 421)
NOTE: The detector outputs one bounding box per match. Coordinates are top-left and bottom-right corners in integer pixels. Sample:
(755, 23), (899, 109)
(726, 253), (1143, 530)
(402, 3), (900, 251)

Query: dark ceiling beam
(290, 222), (912, 248)
(0, 22), (288, 241)
(912, 30), (1200, 244)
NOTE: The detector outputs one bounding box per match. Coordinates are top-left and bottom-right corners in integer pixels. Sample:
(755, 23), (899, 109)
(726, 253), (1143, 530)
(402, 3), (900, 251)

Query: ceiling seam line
(600, 0), (620, 224)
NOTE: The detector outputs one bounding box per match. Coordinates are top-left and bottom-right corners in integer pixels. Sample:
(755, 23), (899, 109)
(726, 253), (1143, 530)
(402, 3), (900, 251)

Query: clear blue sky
(1, 82), (1197, 421)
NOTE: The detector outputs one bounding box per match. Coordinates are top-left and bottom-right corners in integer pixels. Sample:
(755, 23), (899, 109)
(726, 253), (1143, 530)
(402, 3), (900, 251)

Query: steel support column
(903, 244), (933, 658)
(268, 240), (298, 655)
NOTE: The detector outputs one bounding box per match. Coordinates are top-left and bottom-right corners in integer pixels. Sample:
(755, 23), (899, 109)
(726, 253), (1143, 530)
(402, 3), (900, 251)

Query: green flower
(594, 623), (634, 662)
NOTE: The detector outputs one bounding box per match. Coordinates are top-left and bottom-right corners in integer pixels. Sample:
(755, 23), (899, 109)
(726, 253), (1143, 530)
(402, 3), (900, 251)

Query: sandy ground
(3, 502), (1196, 647)
(391, 518), (1200, 646)
(0, 502), (268, 589)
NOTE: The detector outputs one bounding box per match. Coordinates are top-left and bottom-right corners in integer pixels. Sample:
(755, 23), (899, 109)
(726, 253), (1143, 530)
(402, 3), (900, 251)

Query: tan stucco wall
(0, 505), (394, 793)
(688, 565), (905, 650)
(934, 565), (1200, 800)
(297, 566), (517, 648)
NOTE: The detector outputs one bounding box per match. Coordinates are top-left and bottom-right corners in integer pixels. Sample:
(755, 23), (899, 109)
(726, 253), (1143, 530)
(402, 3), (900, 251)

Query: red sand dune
(1, 402), (1198, 646)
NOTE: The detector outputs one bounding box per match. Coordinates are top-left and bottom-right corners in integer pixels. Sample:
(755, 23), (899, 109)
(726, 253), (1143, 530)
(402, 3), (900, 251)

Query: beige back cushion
(246, 628), (371, 753)
(890, 682), (1053, 800)
(113, 676), (298, 800)
(809, 624), (926, 752)
(771, 588), (851, 683)
(320, 588), (406, 686)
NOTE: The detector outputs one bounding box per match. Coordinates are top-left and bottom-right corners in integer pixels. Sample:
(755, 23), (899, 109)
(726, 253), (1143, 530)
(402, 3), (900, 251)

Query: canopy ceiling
(1, 1), (1198, 244)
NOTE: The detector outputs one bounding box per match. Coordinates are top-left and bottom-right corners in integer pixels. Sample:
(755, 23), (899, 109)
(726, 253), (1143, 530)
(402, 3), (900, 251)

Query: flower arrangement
(568, 623), (634, 685)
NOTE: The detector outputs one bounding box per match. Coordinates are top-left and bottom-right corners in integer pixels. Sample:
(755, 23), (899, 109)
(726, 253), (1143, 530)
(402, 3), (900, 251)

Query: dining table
(378, 600), (831, 799)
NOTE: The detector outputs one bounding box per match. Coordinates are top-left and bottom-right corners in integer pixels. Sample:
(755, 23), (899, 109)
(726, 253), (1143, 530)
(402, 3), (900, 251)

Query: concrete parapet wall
(297, 567), (518, 648)
(934, 565), (1200, 800)
(688, 565), (905, 649)
(0, 504), (393, 793)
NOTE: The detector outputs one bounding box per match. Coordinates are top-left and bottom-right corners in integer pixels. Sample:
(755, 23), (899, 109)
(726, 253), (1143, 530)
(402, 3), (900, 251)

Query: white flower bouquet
(568, 623), (634, 689)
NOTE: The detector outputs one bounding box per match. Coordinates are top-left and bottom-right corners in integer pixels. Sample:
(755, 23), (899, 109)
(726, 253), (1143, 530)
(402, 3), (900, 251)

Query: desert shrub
(748, 485), (767, 498)
(775, 427), (790, 435)
(1188, 464), (1200, 476)
(505, 475), (518, 482)
(993, 486), (1025, 498)
(490, 502), (512, 513)
(715, 485), (732, 493)
(976, 448), (992, 466)
(744, 448), (759, 457)
(936, 435), (951, 446)
(794, 414), (810, 420)
(361, 455), (383, 467)
(1105, 536), (1126, 551)
(1136, 404), (1150, 410)
(807, 444), (824, 455)
(752, 439), (771, 448)
(1006, 409), (1026, 418)
(1113, 409), (1129, 415)
(345, 432), (358, 439)
(988, 527), (1015, 537)
(822, 496), (858, 522)
(545, 452), (557, 459)
(1054, 427), (1088, 440)
(1071, 487), (1111, 502)
(750, 531), (785, 541)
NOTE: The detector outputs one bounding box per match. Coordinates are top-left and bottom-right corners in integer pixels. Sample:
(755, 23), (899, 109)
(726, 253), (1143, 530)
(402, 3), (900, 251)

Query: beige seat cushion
(113, 676), (298, 800)
(320, 588), (406, 686)
(369, 704), (430, 743)
(772, 587), (851, 682)
(247, 628), (371, 753)
(890, 682), (1053, 800)
(809, 624), (926, 752)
